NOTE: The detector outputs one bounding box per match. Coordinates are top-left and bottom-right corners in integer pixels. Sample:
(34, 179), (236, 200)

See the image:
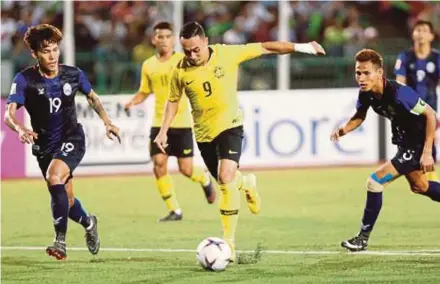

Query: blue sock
(422, 182), (440, 202)
(48, 184), (69, 237)
(360, 191), (383, 238)
(69, 198), (91, 229)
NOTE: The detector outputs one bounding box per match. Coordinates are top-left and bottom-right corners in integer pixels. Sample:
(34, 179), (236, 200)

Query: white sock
(174, 209), (182, 215)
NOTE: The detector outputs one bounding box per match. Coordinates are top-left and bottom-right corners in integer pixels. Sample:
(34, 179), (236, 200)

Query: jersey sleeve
(356, 92), (371, 113)
(6, 73), (27, 107)
(396, 86), (426, 115)
(168, 65), (183, 102)
(394, 51), (407, 77)
(138, 61), (152, 94)
(224, 43), (266, 65)
(78, 69), (92, 96)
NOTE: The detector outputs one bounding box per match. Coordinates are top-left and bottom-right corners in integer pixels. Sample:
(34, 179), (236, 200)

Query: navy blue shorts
(36, 127), (86, 180)
(391, 144), (436, 175)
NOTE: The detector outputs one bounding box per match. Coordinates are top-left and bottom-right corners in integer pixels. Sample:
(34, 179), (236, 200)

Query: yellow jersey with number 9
(139, 52), (192, 128)
(169, 43), (265, 142)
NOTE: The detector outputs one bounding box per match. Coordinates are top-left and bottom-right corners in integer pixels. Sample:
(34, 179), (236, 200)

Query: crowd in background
(2, 1), (440, 92)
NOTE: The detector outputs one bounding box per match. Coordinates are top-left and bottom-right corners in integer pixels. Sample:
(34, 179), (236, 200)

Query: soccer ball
(196, 237), (232, 271)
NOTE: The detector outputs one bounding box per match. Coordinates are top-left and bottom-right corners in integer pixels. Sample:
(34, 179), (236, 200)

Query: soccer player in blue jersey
(4, 24), (121, 260)
(395, 20), (440, 182)
(331, 49), (440, 251)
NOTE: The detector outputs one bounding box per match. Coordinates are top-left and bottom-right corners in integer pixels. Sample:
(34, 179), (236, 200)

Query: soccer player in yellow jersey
(124, 22), (215, 222)
(154, 21), (325, 260)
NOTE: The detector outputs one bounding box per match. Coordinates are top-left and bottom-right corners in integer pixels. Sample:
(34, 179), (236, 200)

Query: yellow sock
(190, 166), (209, 186)
(219, 182), (240, 245)
(426, 171), (440, 182)
(156, 174), (180, 212)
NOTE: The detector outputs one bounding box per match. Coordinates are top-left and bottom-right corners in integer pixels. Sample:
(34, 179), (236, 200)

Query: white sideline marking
(2, 246), (440, 256)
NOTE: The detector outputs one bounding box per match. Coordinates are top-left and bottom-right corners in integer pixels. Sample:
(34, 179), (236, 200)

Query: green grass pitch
(2, 167), (440, 283)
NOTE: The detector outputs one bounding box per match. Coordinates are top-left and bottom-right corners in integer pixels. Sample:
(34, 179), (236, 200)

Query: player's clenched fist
(330, 127), (346, 142)
(153, 132), (168, 154)
(18, 126), (38, 144)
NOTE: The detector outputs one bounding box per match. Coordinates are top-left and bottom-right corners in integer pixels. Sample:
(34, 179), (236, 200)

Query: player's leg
(197, 140), (243, 258)
(152, 153), (182, 222)
(36, 155), (67, 260)
(44, 158), (72, 260)
(65, 179), (91, 229)
(218, 126), (260, 214)
(169, 128), (215, 203)
(406, 170), (440, 202)
(217, 158), (241, 262)
(341, 160), (400, 252)
(64, 178), (99, 254)
(150, 127), (182, 222)
(215, 126), (250, 262)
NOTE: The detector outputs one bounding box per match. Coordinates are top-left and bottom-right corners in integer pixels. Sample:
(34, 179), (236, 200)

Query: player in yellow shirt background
(154, 21), (325, 260)
(124, 22), (215, 222)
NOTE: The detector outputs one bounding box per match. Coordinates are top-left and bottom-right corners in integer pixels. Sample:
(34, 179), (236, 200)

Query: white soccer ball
(196, 237), (232, 271)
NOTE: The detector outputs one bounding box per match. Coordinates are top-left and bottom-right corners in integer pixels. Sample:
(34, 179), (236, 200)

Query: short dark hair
(24, 24), (63, 52)
(355, 49), (383, 68)
(153, 21), (173, 32)
(179, 21), (205, 39)
(412, 20), (434, 34)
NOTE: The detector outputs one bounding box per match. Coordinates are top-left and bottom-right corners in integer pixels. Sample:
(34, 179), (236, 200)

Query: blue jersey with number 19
(6, 64), (92, 155)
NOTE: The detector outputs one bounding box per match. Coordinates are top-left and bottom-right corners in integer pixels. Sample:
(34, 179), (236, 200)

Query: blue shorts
(37, 127), (86, 180)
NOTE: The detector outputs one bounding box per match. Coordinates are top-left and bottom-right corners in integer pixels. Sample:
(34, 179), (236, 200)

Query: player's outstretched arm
(4, 103), (38, 144)
(330, 110), (367, 142)
(124, 91), (151, 111)
(154, 100), (179, 154)
(86, 90), (121, 143)
(261, 41), (326, 56)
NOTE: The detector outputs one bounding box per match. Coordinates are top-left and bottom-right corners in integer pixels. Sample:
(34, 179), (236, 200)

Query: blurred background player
(4, 24), (121, 260)
(394, 20), (440, 182)
(154, 21), (325, 261)
(332, 49), (440, 252)
(124, 22), (215, 222)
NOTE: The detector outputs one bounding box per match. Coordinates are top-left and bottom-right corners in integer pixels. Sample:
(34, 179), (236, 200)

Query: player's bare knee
(46, 173), (62, 186)
(153, 163), (167, 177)
(218, 169), (235, 184)
(410, 181), (429, 194)
(178, 164), (192, 178)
